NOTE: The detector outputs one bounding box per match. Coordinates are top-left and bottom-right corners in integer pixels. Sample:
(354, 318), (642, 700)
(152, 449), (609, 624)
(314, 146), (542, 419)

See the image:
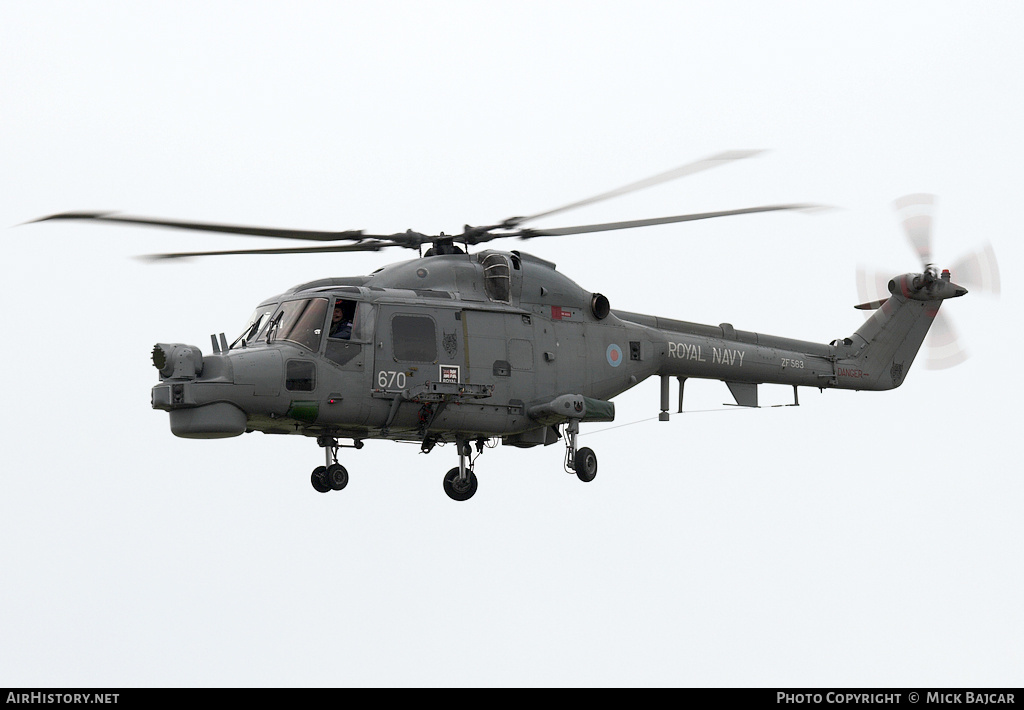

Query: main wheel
(311, 466), (331, 493)
(326, 463), (349, 491)
(574, 447), (598, 483)
(443, 467), (478, 501)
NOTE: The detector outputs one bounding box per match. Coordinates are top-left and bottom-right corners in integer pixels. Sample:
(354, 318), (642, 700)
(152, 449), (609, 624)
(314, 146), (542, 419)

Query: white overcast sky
(2, 1), (1022, 688)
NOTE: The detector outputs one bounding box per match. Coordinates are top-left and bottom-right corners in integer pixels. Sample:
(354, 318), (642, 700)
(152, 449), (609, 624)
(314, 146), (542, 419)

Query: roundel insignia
(606, 344), (623, 367)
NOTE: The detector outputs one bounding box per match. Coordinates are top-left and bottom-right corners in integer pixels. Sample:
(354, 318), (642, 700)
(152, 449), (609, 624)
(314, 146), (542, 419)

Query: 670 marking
(377, 370), (407, 388)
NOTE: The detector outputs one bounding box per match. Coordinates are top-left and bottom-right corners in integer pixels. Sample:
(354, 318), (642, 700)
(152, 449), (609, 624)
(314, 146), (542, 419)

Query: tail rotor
(855, 194), (1000, 369)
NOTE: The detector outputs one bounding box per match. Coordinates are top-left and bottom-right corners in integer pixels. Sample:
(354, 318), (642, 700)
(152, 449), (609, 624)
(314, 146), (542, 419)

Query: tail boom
(616, 270), (967, 396)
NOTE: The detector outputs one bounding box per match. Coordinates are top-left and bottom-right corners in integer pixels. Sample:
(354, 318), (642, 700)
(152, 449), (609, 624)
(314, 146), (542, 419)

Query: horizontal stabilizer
(726, 381), (758, 407)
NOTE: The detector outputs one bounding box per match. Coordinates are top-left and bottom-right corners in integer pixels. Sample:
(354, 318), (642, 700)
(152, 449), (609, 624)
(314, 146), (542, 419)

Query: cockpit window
(329, 299), (357, 340)
(267, 298), (329, 352)
(325, 300), (373, 368)
(230, 305), (275, 349)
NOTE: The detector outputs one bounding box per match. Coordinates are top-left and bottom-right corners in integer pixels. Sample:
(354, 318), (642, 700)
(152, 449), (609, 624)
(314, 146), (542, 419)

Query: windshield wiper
(265, 311), (284, 344)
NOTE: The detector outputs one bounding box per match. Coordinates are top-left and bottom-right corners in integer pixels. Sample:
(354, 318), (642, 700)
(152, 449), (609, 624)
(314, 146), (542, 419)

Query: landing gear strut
(310, 436), (360, 493)
(563, 420), (597, 483)
(442, 438), (482, 501)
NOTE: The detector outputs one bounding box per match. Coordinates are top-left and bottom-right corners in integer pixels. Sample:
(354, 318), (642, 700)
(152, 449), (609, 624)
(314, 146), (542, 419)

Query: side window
(328, 299), (357, 340)
(286, 360), (316, 391)
(392, 315), (437, 362)
(325, 301), (374, 368)
(352, 302), (375, 341)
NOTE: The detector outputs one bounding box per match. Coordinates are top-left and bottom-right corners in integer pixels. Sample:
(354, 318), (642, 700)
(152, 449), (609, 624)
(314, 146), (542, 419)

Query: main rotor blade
(31, 211), (387, 243)
(892, 194), (935, 267)
(949, 242), (1000, 295)
(139, 241), (404, 261)
(510, 150), (766, 227)
(509, 203), (819, 239)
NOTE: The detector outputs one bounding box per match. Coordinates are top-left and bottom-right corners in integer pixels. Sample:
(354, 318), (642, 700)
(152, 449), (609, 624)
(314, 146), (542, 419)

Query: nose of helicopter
(168, 402), (247, 439)
(150, 343), (248, 438)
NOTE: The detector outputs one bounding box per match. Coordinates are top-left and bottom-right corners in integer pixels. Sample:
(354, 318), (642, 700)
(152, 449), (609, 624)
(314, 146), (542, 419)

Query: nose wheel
(310, 436), (359, 493)
(311, 467), (331, 493)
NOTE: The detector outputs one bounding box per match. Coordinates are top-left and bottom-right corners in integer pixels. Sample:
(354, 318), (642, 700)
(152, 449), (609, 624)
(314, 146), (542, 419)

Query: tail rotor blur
(893, 193), (936, 266)
(948, 242), (1000, 296)
(855, 194), (1000, 370)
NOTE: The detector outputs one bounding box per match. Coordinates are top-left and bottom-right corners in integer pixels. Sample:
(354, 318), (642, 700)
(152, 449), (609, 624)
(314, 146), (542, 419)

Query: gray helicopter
(33, 151), (997, 500)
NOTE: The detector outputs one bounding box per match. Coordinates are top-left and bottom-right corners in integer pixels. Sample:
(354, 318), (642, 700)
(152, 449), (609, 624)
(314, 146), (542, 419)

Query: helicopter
(31, 150), (995, 501)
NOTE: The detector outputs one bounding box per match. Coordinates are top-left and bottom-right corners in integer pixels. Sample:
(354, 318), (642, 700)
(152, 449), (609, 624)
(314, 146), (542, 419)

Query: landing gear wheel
(443, 467), (478, 501)
(574, 447), (597, 483)
(326, 463), (349, 491)
(311, 466), (331, 493)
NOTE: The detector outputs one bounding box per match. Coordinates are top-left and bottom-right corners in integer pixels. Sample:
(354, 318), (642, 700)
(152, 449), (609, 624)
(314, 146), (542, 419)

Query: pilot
(330, 301), (353, 339)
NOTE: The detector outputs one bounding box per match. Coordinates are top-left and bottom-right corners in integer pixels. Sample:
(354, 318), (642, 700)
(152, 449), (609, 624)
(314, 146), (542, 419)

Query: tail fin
(837, 272), (967, 390)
